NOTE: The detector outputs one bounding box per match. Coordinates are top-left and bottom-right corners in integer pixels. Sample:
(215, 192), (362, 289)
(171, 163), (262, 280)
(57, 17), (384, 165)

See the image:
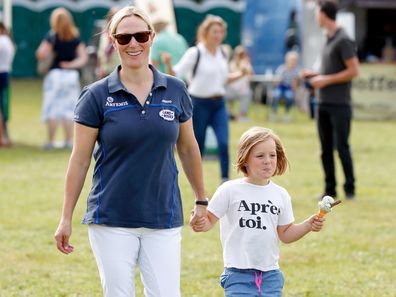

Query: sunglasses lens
(116, 34), (132, 45)
(114, 31), (151, 45)
(134, 32), (150, 43)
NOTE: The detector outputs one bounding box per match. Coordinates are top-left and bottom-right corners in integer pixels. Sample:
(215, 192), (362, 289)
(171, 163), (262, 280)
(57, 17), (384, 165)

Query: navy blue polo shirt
(74, 65), (192, 228)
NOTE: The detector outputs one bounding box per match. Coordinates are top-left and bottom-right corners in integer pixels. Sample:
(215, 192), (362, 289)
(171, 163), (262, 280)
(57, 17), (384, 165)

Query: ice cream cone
(317, 208), (329, 218)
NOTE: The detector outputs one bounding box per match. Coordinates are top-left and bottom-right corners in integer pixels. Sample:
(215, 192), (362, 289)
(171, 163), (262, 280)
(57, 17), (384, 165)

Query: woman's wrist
(195, 198), (209, 206)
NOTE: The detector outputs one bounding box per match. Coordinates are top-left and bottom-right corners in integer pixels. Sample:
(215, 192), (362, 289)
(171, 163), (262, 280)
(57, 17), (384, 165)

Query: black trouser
(317, 104), (355, 196)
(0, 72), (9, 135)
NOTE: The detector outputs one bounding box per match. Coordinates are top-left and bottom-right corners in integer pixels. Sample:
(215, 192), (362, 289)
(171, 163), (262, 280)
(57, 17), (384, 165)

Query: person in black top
(301, 0), (359, 200)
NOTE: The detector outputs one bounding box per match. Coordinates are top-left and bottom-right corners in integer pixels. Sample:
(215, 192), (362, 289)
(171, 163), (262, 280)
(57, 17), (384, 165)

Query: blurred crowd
(1, 3), (357, 198)
(0, 5), (328, 151)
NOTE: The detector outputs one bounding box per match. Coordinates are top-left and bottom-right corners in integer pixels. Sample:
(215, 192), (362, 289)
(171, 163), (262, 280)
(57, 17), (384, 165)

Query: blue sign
(241, 0), (302, 74)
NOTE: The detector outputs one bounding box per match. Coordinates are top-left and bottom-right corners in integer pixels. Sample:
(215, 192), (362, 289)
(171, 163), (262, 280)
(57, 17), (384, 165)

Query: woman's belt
(192, 95), (223, 100)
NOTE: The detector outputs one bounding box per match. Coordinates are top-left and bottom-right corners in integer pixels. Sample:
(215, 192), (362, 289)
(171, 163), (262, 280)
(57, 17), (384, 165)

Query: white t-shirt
(0, 35), (15, 72)
(208, 178), (295, 272)
(173, 43), (228, 98)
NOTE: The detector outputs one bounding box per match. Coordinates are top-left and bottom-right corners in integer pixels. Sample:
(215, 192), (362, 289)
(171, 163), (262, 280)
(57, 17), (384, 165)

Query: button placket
(140, 92), (152, 118)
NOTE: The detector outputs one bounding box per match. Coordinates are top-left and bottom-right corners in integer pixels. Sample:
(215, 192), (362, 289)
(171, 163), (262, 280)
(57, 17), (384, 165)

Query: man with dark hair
(318, 0), (337, 20)
(302, 0), (359, 200)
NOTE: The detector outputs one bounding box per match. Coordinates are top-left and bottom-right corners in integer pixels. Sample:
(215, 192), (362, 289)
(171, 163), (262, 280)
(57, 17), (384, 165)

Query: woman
(0, 21), (15, 147)
(54, 6), (207, 297)
(163, 15), (247, 183)
(36, 7), (88, 149)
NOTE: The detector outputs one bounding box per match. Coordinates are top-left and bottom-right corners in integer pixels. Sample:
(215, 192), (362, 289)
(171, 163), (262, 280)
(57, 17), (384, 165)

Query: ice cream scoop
(317, 195), (341, 217)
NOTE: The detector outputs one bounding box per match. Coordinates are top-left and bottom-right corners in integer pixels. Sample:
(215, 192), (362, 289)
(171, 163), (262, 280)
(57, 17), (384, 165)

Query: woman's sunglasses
(113, 31), (152, 45)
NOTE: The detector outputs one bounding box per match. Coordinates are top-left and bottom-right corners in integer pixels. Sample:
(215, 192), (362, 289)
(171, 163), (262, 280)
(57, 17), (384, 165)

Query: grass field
(1, 79), (395, 297)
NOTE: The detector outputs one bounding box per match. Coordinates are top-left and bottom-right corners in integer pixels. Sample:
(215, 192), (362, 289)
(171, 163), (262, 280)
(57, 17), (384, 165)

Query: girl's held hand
(190, 211), (211, 232)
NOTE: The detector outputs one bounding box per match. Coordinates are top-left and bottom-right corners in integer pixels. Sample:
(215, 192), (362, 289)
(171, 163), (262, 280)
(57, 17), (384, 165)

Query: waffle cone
(318, 209), (329, 218)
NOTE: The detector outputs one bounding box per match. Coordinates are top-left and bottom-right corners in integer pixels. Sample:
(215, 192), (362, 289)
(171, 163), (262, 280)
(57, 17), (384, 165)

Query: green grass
(1, 79), (395, 296)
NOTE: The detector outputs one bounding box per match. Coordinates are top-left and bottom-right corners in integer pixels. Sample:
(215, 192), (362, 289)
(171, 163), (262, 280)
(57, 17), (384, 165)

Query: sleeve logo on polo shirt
(159, 109), (175, 121)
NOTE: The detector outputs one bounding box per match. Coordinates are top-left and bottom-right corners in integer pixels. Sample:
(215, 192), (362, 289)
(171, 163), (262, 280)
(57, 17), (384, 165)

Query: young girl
(191, 126), (325, 296)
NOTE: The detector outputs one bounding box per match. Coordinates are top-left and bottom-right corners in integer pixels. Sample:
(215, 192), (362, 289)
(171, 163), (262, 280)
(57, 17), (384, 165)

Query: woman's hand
(54, 221), (74, 254)
(190, 216), (212, 232)
(190, 207), (219, 232)
(190, 207), (212, 232)
(189, 205), (207, 227)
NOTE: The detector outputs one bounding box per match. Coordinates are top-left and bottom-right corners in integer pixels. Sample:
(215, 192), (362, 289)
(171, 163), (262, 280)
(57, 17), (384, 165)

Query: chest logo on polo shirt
(105, 96), (128, 107)
(159, 109), (175, 121)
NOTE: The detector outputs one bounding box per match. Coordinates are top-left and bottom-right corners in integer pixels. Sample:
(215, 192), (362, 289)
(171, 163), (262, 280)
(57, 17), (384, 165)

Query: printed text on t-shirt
(237, 200), (280, 230)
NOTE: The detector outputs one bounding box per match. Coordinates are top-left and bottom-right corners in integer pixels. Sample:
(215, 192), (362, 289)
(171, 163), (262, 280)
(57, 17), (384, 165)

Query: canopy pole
(3, 0), (13, 29)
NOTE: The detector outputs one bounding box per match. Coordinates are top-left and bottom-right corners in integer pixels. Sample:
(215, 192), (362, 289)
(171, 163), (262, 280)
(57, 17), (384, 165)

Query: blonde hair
(234, 45), (247, 57)
(108, 6), (153, 38)
(196, 15), (227, 43)
(50, 7), (79, 41)
(235, 127), (289, 176)
(230, 45), (249, 68)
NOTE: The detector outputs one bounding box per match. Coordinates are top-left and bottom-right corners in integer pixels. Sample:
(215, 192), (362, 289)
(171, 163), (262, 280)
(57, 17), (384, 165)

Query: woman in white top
(192, 127), (325, 297)
(163, 15), (246, 183)
(0, 21), (15, 147)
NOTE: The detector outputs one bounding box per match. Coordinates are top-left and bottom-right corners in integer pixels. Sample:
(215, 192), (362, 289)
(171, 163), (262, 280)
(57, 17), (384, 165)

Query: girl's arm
(277, 215), (325, 244)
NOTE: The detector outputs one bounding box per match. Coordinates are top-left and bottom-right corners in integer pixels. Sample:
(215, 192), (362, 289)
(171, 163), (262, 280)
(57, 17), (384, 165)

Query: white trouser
(88, 225), (182, 297)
